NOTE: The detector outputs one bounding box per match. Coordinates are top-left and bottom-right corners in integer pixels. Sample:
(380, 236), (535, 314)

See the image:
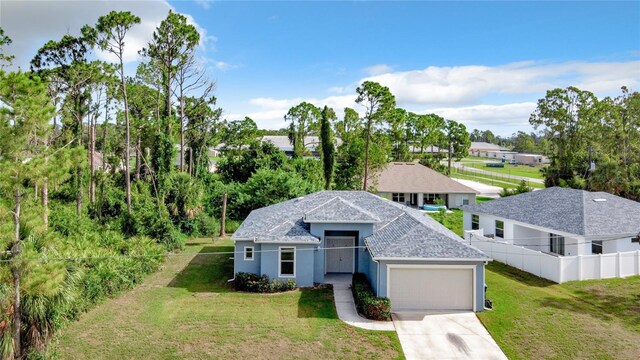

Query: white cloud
(424, 102), (538, 135)
(194, 0), (213, 10)
(363, 60), (640, 106)
(0, 0), (214, 69)
(363, 63), (394, 76)
(213, 60), (239, 71)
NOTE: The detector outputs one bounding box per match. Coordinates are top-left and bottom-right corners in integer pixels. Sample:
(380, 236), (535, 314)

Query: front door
(325, 236), (354, 273)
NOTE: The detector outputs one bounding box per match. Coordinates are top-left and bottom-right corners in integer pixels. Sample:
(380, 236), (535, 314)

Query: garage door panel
(389, 267), (473, 311)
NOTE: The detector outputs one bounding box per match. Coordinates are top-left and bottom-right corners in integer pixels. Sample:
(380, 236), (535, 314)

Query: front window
(279, 247), (295, 277)
(392, 193), (405, 203)
(549, 234), (565, 255)
(472, 215), (480, 230)
(423, 193), (440, 205)
(462, 195), (469, 206)
(591, 240), (602, 254)
(495, 220), (504, 238)
(244, 246), (254, 261)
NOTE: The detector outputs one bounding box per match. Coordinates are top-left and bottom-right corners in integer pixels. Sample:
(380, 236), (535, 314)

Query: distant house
(173, 145), (218, 173)
(261, 135), (342, 158)
(514, 153), (549, 165)
(462, 187), (640, 256)
(374, 162), (478, 208)
(469, 142), (509, 157)
(233, 190), (490, 311)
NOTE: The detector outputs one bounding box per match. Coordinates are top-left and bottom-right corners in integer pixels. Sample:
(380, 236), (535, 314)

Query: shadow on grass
(297, 286), (339, 319)
(168, 243), (235, 293)
(487, 261), (554, 288)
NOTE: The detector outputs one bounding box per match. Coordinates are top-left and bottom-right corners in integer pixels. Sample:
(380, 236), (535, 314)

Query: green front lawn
(53, 238), (403, 359)
(461, 161), (546, 180)
(480, 262), (640, 360)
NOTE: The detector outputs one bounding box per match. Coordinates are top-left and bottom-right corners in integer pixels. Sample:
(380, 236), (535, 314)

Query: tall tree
(319, 106), (336, 189)
(86, 11), (141, 214)
(355, 81), (395, 190)
(443, 119), (471, 174)
(184, 95), (221, 177)
(387, 108), (409, 160)
(530, 87), (598, 185)
(0, 71), (54, 359)
(0, 27), (14, 68)
(219, 117), (260, 154)
(284, 102), (320, 158)
(334, 107), (361, 143)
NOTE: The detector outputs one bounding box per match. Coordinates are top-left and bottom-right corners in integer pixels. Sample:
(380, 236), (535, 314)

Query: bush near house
(233, 272), (296, 293)
(351, 273), (391, 321)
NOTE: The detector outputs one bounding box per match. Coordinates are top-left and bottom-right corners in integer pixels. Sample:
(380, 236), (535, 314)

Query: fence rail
(465, 230), (640, 283)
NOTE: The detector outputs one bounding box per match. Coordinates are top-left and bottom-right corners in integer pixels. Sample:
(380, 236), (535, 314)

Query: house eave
(303, 219), (379, 224)
(372, 256), (492, 262)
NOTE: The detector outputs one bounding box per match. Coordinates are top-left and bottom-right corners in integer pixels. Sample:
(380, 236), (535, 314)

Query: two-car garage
(386, 265), (477, 312)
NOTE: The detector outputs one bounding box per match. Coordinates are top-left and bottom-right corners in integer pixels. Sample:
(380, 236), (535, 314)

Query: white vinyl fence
(465, 230), (640, 283)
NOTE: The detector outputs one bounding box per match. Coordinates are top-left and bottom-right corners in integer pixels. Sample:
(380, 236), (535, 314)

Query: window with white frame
(462, 194), (470, 206)
(472, 214), (480, 230)
(279, 247), (295, 277)
(495, 220), (504, 238)
(392, 193), (405, 203)
(244, 246), (254, 261)
(549, 233), (565, 255)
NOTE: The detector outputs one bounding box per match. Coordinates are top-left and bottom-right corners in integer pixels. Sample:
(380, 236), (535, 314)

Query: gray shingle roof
(462, 187), (640, 237)
(304, 197), (380, 223)
(232, 191), (488, 260)
(374, 162), (478, 194)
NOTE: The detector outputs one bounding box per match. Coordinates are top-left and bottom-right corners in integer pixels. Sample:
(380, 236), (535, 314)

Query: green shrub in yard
(234, 272), (296, 293)
(351, 273), (391, 321)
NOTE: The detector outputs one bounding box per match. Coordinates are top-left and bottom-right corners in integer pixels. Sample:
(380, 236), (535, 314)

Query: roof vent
(593, 198), (607, 202)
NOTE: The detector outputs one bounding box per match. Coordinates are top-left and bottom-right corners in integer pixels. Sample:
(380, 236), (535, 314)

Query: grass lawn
(451, 169), (545, 189)
(480, 262), (640, 360)
(461, 161), (546, 180)
(52, 238), (403, 359)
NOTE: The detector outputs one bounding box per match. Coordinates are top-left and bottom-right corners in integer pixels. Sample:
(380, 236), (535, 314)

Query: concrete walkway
(325, 274), (395, 331)
(392, 311), (507, 360)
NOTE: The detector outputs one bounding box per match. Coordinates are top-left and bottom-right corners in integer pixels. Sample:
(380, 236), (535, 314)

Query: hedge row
(234, 272), (296, 293)
(351, 272), (391, 321)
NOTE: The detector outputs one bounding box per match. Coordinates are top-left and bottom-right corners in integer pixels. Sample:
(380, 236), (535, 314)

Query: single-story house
(514, 153), (549, 165)
(232, 191), (490, 311)
(262, 135), (343, 158)
(469, 142), (509, 157)
(462, 187), (640, 256)
(374, 162), (478, 208)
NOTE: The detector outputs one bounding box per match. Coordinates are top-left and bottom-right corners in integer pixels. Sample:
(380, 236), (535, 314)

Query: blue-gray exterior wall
(258, 243), (316, 287)
(234, 241), (261, 274)
(368, 255), (379, 294)
(309, 223), (374, 283)
(376, 260), (487, 312)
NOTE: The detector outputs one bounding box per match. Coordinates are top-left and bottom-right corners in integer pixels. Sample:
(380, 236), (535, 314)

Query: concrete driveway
(392, 311), (507, 360)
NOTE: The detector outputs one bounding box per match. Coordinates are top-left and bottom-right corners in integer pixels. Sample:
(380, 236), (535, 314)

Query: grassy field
(451, 167), (546, 189)
(52, 238), (403, 359)
(461, 161), (546, 180)
(480, 263), (640, 360)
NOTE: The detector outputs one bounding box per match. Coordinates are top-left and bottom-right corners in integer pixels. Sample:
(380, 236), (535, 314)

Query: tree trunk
(448, 142), (453, 175)
(180, 91), (185, 172)
(120, 53), (132, 215)
(219, 192), (227, 238)
(362, 119), (372, 190)
(42, 176), (48, 228)
(135, 135), (141, 181)
(34, 182), (38, 201)
(12, 189), (21, 358)
(189, 147), (193, 177)
(89, 115), (96, 203)
(76, 166), (82, 215)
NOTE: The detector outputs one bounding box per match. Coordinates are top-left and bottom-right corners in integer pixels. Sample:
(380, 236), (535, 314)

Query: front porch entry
(325, 236), (355, 273)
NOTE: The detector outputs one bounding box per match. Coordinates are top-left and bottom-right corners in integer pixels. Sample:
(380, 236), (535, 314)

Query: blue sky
(3, 0), (639, 136)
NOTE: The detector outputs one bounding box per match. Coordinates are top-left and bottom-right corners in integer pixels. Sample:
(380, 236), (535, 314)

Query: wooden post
(219, 192), (227, 238)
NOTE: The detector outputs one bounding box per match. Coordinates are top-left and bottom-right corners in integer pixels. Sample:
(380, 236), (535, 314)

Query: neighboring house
(374, 162), (478, 208)
(469, 142), (509, 156)
(261, 135), (343, 158)
(462, 187), (640, 256)
(173, 145), (218, 173)
(514, 153), (549, 165)
(232, 191), (490, 312)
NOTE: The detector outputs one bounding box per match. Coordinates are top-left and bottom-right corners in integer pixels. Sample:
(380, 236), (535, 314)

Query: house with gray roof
(461, 187), (640, 256)
(232, 190), (490, 312)
(261, 135), (343, 158)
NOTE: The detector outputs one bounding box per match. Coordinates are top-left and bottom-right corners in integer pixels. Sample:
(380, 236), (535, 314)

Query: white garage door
(388, 266), (474, 311)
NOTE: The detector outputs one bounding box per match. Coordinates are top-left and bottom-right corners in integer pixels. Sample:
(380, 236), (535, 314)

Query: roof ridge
(303, 195), (339, 216)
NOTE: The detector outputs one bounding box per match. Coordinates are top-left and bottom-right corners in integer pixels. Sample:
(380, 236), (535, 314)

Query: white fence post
(617, 252), (621, 277)
(599, 254), (603, 280)
(578, 255), (582, 281)
(637, 250), (640, 276)
(558, 256), (563, 283)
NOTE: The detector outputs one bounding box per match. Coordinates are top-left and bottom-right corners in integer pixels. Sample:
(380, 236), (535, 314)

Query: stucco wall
(605, 237), (640, 253)
(258, 243), (316, 287)
(376, 260), (486, 312)
(234, 241), (261, 274)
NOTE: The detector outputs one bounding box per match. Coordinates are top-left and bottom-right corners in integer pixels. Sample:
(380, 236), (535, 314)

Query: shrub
(234, 272), (296, 293)
(351, 272), (391, 321)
